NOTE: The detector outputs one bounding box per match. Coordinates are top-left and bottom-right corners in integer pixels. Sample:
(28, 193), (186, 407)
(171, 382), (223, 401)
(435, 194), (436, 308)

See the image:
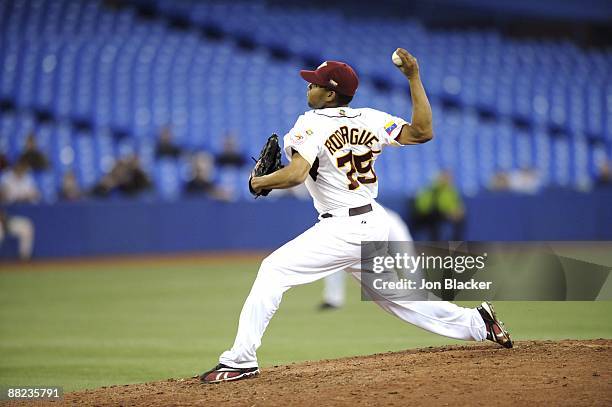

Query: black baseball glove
(249, 133), (283, 197)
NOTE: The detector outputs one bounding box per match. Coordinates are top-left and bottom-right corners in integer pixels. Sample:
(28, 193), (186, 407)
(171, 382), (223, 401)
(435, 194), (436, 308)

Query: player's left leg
(217, 232), (361, 371)
(201, 205), (391, 383)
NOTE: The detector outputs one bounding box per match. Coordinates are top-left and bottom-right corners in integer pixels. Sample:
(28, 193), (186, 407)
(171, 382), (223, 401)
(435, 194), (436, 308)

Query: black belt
(321, 204), (372, 218)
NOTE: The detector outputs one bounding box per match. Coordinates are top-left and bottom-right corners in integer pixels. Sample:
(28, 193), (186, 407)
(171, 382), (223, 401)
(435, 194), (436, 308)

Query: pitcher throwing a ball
(201, 48), (512, 384)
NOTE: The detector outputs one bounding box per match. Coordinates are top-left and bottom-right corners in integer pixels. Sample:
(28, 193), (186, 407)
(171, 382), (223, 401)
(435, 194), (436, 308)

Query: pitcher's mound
(62, 339), (612, 406)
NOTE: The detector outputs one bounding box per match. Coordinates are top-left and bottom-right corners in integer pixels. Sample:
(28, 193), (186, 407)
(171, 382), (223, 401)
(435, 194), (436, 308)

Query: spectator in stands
(18, 133), (49, 171)
(91, 171), (117, 197)
(0, 209), (34, 260)
(155, 126), (183, 159)
(185, 152), (231, 200)
(490, 166), (542, 194)
(490, 171), (510, 191)
(410, 171), (465, 241)
(215, 132), (247, 168)
(116, 155), (152, 196)
(91, 155), (152, 197)
(0, 160), (40, 204)
(595, 160), (611, 188)
(59, 170), (82, 201)
(0, 149), (9, 171)
(507, 167), (542, 194)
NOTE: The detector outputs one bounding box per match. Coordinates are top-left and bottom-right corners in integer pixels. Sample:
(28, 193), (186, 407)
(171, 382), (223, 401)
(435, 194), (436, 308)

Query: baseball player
(320, 206), (413, 309)
(201, 48), (512, 384)
(0, 210), (34, 260)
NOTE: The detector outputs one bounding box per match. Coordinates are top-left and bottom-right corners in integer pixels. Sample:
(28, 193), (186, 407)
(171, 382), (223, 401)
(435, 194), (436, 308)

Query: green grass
(0, 259), (610, 391)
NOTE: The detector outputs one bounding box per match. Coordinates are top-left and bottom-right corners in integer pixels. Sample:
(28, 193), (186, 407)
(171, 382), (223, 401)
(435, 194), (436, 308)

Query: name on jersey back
(324, 126), (379, 155)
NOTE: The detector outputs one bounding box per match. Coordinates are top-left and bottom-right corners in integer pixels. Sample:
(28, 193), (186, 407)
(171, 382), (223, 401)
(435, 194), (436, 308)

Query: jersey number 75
(336, 150), (378, 190)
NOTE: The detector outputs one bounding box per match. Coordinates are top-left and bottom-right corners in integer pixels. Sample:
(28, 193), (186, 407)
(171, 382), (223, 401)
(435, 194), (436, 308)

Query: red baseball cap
(300, 61), (359, 97)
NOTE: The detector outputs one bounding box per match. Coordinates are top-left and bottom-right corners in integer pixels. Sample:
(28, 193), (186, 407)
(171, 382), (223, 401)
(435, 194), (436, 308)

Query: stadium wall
(1, 190), (611, 259)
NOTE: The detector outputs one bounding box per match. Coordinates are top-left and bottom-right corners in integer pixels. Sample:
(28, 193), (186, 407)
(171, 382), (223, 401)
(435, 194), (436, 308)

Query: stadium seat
(0, 0), (608, 203)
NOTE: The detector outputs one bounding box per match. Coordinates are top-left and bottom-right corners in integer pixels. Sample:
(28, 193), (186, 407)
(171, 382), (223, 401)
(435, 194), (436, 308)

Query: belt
(321, 204), (373, 218)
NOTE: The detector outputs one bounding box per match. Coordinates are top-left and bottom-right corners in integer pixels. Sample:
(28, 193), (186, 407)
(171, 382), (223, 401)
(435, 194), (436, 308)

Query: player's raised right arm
(393, 48), (433, 145)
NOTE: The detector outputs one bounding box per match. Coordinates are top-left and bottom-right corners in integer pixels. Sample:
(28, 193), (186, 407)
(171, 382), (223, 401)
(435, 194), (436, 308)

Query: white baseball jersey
(283, 107), (408, 214)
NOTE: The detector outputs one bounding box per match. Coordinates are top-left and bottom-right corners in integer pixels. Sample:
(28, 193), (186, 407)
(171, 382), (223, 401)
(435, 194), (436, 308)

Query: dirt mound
(30, 339), (612, 406)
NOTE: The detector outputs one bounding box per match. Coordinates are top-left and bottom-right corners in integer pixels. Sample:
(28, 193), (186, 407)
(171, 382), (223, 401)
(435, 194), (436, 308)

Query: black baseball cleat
(318, 301), (341, 311)
(477, 301), (513, 349)
(200, 364), (260, 384)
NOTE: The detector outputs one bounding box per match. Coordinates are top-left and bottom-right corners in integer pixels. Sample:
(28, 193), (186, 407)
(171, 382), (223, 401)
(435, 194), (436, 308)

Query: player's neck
(321, 103), (350, 109)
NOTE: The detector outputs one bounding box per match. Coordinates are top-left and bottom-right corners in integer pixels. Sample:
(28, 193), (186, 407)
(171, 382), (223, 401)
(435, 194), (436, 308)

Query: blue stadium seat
(154, 158), (182, 201)
(33, 170), (57, 203)
(0, 0), (608, 201)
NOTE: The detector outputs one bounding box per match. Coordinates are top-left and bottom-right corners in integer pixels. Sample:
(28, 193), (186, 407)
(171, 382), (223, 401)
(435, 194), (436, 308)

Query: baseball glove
(249, 133), (283, 197)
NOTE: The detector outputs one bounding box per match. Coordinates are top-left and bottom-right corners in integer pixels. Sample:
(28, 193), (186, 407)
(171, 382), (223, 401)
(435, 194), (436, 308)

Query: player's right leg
(351, 272), (512, 347)
(353, 207), (512, 348)
(319, 206), (412, 311)
(352, 270), (485, 340)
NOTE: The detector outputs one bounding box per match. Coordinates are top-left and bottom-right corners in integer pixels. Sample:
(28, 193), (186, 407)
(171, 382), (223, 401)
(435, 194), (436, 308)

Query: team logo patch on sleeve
(291, 133), (305, 145)
(384, 121), (398, 135)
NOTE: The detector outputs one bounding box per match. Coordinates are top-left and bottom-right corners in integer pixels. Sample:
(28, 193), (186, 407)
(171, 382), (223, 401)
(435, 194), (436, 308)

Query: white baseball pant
(0, 216), (34, 260)
(323, 206), (413, 307)
(219, 203), (486, 368)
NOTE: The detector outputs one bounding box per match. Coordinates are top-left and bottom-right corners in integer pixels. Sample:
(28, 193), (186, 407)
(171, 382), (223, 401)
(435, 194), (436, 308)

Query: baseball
(392, 51), (402, 66)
